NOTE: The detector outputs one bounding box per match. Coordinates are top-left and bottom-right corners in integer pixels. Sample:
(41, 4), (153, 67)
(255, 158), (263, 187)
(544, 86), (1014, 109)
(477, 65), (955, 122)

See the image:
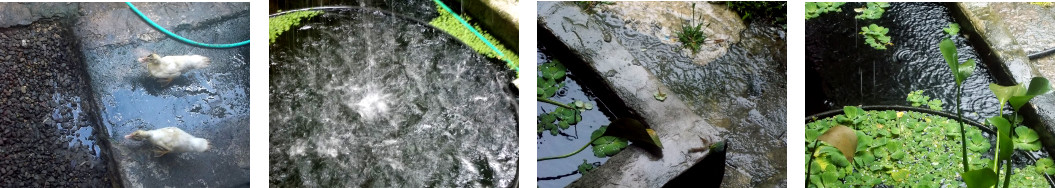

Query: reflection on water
(269, 9), (518, 187)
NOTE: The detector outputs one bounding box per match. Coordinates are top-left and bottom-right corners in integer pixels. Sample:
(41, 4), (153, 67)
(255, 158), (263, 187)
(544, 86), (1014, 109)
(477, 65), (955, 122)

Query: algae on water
(269, 10), (321, 44)
(429, 5), (519, 72)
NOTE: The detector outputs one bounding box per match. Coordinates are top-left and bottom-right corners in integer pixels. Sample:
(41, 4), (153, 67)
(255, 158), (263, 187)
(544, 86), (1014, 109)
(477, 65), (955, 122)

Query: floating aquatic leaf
(860, 24), (892, 50)
(577, 159), (595, 175)
(591, 135), (628, 158)
(805, 2), (846, 20)
(1036, 158), (1055, 175)
(944, 23), (960, 36)
(854, 2), (889, 20)
(1013, 126), (1041, 151)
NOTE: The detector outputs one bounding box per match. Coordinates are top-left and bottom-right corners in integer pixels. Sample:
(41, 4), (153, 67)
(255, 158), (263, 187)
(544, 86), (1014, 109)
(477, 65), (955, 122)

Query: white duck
(124, 127), (210, 157)
(138, 53), (210, 85)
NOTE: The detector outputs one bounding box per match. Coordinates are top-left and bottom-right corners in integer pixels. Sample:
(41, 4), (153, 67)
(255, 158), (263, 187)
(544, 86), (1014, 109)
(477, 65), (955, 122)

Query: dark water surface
(269, 8), (518, 187)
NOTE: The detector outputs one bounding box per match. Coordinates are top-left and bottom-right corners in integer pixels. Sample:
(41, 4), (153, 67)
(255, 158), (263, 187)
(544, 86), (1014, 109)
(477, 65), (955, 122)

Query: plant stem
(538, 136), (601, 161)
(1002, 159), (1012, 188)
(805, 138), (822, 186)
(538, 97), (574, 109)
(957, 87), (969, 172)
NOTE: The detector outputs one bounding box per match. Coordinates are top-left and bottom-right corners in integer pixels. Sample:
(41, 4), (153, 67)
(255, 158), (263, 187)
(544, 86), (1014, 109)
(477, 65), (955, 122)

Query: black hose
(1029, 47), (1055, 60)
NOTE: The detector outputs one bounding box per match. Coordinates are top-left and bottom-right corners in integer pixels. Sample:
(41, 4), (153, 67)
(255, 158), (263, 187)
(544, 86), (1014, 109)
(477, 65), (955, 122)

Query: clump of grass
(429, 5), (519, 72)
(268, 10), (321, 45)
(677, 3), (707, 54)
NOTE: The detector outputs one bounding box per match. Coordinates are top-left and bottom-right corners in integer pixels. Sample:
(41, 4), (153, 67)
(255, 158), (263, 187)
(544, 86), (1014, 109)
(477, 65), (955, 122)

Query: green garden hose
(127, 2), (249, 48)
(432, 0), (517, 72)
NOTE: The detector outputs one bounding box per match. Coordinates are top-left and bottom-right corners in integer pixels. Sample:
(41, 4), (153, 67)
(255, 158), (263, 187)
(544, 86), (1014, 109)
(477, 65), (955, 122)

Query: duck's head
(124, 130), (150, 141)
(138, 54), (161, 65)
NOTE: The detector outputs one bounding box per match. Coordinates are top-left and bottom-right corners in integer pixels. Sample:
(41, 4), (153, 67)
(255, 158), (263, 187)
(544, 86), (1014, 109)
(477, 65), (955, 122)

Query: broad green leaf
(988, 116), (1013, 161)
(591, 136), (628, 157)
(818, 125), (858, 163)
(963, 168), (998, 188)
(989, 83), (1026, 107)
(940, 38), (975, 86)
(1008, 77), (1052, 111)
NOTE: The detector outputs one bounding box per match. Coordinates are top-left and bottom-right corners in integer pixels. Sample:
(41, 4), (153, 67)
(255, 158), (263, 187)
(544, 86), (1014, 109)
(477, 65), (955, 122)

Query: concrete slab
(539, 2), (726, 187)
(72, 2), (251, 187)
(957, 2), (1055, 159)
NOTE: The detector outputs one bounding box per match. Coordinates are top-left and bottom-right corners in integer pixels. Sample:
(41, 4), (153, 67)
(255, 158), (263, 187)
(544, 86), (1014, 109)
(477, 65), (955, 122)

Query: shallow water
(535, 45), (618, 188)
(269, 9), (518, 187)
(806, 2), (1001, 123)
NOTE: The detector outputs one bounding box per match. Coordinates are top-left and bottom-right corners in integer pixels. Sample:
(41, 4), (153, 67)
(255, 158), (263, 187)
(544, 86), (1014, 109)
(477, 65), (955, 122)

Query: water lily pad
(591, 135), (628, 158)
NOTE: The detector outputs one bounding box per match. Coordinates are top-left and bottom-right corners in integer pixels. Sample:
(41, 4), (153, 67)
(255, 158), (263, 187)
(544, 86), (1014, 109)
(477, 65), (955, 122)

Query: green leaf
(1036, 158), (1055, 175)
(860, 24), (891, 50)
(654, 90), (667, 101)
(577, 159), (595, 174)
(940, 38), (976, 86)
(963, 168), (998, 188)
(989, 83), (1027, 107)
(540, 60), (567, 81)
(988, 116), (1014, 161)
(1013, 126), (1041, 151)
(1008, 77), (1052, 111)
(591, 136), (629, 157)
(944, 23), (960, 36)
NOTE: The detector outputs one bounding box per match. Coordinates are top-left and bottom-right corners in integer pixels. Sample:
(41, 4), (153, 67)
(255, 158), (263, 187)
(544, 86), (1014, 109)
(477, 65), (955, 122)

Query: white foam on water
(352, 91), (390, 121)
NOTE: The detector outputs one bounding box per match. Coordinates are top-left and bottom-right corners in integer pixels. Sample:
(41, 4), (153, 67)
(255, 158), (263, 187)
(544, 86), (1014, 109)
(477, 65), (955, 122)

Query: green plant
(430, 4), (519, 70)
(577, 159), (596, 174)
(590, 125), (629, 157)
(854, 2), (889, 20)
(1013, 126), (1041, 151)
(805, 2), (845, 20)
(677, 2), (708, 54)
(944, 23), (960, 37)
(860, 24), (892, 50)
(1037, 158), (1055, 175)
(906, 90), (942, 110)
(538, 118), (660, 161)
(654, 89), (667, 101)
(536, 59), (592, 136)
(268, 10), (321, 44)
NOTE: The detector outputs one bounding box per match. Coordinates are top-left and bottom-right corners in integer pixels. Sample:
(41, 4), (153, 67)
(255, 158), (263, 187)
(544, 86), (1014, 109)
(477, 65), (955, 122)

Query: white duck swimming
(138, 53), (210, 85)
(124, 127), (209, 157)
